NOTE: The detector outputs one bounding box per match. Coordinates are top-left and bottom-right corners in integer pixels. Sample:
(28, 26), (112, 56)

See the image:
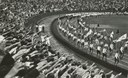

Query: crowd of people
(1, 0), (128, 13)
(58, 13), (128, 66)
(0, 0), (127, 78)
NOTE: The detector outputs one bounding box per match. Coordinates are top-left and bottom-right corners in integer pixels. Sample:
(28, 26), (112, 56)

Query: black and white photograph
(0, 0), (128, 78)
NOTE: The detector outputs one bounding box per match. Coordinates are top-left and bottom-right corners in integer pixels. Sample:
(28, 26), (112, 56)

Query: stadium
(0, 0), (128, 78)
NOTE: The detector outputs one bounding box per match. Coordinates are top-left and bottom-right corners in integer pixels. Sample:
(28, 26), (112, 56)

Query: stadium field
(84, 14), (128, 58)
(86, 15), (128, 34)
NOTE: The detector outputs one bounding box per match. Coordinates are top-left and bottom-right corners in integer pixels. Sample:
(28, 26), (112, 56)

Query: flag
(114, 34), (127, 42)
(99, 29), (106, 32)
(125, 41), (128, 44)
(84, 29), (93, 38)
(110, 31), (114, 38)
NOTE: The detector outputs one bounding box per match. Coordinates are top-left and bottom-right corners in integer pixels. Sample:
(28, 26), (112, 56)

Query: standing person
(41, 35), (47, 44)
(58, 17), (61, 26)
(97, 24), (100, 28)
(45, 36), (52, 47)
(109, 43), (114, 56)
(42, 23), (45, 33)
(116, 29), (120, 34)
(76, 38), (81, 47)
(102, 47), (107, 61)
(124, 43), (128, 53)
(95, 38), (99, 45)
(89, 42), (94, 54)
(114, 52), (120, 65)
(80, 39), (84, 48)
(35, 24), (38, 32)
(97, 45), (101, 58)
(38, 25), (43, 33)
(119, 46), (124, 59)
(38, 23), (45, 34)
(110, 31), (114, 41)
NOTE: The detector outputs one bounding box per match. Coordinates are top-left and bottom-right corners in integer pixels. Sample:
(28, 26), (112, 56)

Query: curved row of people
(0, 0), (124, 78)
(58, 15), (128, 65)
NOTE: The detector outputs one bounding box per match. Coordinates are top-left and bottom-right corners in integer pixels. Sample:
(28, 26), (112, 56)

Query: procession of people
(0, 0), (127, 78)
(58, 14), (128, 65)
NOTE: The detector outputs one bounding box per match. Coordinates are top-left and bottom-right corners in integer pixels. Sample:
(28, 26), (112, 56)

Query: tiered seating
(0, 0), (127, 78)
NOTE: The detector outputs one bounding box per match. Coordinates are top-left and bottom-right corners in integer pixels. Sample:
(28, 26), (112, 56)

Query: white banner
(114, 34), (127, 42)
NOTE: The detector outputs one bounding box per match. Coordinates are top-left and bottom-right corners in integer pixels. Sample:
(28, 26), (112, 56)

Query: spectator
(102, 47), (107, 61)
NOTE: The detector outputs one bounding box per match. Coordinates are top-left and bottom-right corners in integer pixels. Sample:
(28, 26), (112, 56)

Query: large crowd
(1, 0), (128, 13)
(58, 13), (128, 66)
(0, 0), (127, 78)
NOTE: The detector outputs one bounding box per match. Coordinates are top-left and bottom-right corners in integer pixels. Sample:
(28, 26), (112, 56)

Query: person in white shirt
(67, 32), (71, 40)
(76, 38), (81, 47)
(97, 45), (101, 57)
(102, 47), (107, 61)
(59, 24), (62, 32)
(114, 52), (120, 65)
(38, 24), (45, 33)
(80, 39), (85, 48)
(35, 24), (38, 32)
(95, 38), (99, 45)
(70, 33), (74, 41)
(41, 35), (47, 43)
(89, 43), (94, 54)
(63, 29), (67, 36)
(109, 43), (114, 56)
(66, 31), (69, 37)
(45, 36), (52, 47)
(119, 46), (124, 59)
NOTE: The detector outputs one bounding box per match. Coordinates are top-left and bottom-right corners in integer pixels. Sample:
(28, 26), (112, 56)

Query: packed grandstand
(0, 0), (128, 78)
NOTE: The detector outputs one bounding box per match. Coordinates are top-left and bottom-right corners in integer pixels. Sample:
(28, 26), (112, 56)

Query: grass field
(86, 15), (128, 35)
